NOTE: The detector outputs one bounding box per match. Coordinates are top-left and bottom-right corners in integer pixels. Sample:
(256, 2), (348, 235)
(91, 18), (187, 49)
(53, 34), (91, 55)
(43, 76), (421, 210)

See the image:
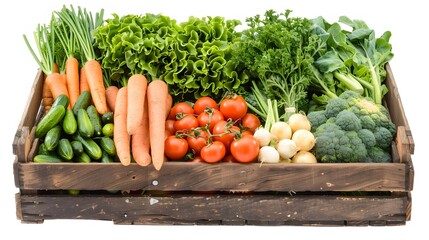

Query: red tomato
(230, 136), (259, 163)
(193, 96), (218, 115)
(190, 155), (204, 162)
(219, 95), (247, 121)
(174, 114), (198, 132)
(197, 108), (224, 132)
(165, 119), (176, 134)
(164, 136), (189, 160)
(187, 129), (209, 155)
(212, 120), (240, 150)
(169, 102), (194, 120)
(222, 154), (238, 163)
(200, 141), (226, 163)
(240, 113), (261, 133)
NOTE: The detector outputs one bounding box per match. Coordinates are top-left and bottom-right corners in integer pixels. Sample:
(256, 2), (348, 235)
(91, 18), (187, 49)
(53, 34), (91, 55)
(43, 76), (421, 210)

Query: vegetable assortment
(27, 5), (397, 169)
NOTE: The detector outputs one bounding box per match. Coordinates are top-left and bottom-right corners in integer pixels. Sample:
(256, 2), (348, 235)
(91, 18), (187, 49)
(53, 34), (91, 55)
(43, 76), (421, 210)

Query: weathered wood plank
(15, 161), (411, 192)
(17, 193), (408, 225)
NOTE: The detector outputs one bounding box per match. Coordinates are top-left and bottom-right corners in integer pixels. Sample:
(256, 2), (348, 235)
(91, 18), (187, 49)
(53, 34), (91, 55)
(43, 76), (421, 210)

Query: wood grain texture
(16, 192), (408, 226)
(15, 161), (412, 192)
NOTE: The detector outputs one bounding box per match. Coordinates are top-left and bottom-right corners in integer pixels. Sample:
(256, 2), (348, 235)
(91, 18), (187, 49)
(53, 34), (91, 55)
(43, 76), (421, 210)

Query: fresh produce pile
(25, 5), (397, 169)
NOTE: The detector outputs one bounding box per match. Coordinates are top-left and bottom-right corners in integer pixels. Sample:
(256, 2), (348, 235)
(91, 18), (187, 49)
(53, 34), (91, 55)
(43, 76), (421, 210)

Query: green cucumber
(52, 94), (69, 108)
(57, 138), (74, 161)
(101, 112), (114, 124)
(38, 143), (54, 155)
(35, 105), (66, 138)
(99, 136), (116, 156)
(44, 125), (62, 151)
(76, 152), (91, 163)
(34, 154), (63, 163)
(73, 134), (102, 160)
(70, 140), (84, 156)
(63, 109), (77, 135)
(101, 150), (114, 163)
(87, 105), (103, 137)
(102, 123), (114, 137)
(72, 90), (91, 116)
(77, 108), (94, 138)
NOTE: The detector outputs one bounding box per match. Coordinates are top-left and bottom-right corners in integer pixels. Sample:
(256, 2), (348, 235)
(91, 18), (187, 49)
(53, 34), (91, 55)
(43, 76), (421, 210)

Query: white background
(1, 0), (426, 239)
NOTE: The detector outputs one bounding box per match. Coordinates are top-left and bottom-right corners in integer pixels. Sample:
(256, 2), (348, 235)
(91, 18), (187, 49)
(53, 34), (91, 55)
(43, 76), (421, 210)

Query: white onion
(288, 113), (311, 133)
(291, 129), (315, 151)
(276, 139), (299, 159)
(270, 121), (292, 140)
(258, 146), (280, 163)
(253, 127), (272, 147)
(292, 151), (318, 163)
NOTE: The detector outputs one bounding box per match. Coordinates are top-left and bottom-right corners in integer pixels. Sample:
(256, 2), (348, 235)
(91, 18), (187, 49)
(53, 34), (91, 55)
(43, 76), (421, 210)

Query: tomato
(187, 129), (209, 155)
(200, 141), (226, 163)
(240, 130), (254, 137)
(230, 136), (259, 163)
(240, 113), (261, 133)
(165, 119), (176, 134)
(193, 96), (218, 115)
(169, 102), (194, 120)
(197, 108), (224, 132)
(219, 94), (248, 121)
(164, 136), (189, 160)
(212, 120), (240, 150)
(222, 154), (238, 163)
(174, 114), (198, 132)
(190, 155), (204, 162)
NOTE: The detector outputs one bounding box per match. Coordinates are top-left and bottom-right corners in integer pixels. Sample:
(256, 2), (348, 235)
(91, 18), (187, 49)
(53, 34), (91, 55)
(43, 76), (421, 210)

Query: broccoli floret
(358, 129), (376, 148)
(325, 97), (348, 118)
(335, 111), (361, 131)
(373, 127), (393, 150)
(366, 146), (392, 163)
(311, 91), (396, 163)
(307, 110), (327, 132)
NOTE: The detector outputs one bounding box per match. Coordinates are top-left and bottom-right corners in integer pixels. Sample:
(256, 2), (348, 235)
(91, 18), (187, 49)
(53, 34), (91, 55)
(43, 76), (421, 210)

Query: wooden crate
(12, 64), (414, 226)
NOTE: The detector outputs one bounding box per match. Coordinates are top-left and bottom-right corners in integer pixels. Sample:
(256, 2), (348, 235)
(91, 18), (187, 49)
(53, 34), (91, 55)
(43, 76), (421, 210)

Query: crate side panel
(17, 193), (408, 225)
(16, 162), (409, 192)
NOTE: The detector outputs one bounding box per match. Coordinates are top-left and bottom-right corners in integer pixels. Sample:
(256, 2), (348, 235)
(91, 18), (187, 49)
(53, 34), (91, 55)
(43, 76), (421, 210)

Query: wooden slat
(385, 64), (414, 154)
(15, 161), (411, 192)
(17, 193), (409, 225)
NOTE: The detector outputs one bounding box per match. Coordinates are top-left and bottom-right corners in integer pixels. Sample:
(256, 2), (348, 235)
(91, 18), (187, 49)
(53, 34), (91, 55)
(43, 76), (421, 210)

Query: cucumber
(52, 94), (69, 108)
(34, 154), (63, 163)
(57, 138), (74, 161)
(70, 140), (84, 156)
(38, 143), (54, 155)
(101, 150), (114, 163)
(99, 136), (116, 156)
(87, 105), (103, 137)
(44, 125), (62, 151)
(76, 152), (91, 163)
(72, 90), (91, 116)
(68, 189), (80, 195)
(73, 134), (102, 160)
(63, 109), (77, 135)
(35, 105), (66, 138)
(102, 123), (114, 137)
(77, 108), (94, 138)
(101, 112), (114, 124)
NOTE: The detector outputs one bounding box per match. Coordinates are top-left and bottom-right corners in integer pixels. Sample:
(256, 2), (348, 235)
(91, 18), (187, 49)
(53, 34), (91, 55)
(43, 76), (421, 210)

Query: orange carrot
(127, 74), (148, 135)
(114, 86), (131, 166)
(79, 66), (90, 94)
(131, 94), (151, 166)
(42, 77), (53, 113)
(84, 60), (108, 114)
(45, 72), (69, 101)
(52, 63), (59, 73)
(147, 80), (169, 171)
(105, 85), (119, 112)
(65, 57), (80, 108)
(165, 93), (173, 120)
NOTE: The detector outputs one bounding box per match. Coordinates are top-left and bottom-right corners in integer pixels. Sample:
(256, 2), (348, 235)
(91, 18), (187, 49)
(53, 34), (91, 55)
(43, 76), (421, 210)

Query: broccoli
(309, 90), (396, 163)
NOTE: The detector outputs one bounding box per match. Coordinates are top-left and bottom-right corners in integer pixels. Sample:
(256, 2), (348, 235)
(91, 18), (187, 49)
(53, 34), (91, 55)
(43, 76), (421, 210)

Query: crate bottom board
(16, 191), (410, 226)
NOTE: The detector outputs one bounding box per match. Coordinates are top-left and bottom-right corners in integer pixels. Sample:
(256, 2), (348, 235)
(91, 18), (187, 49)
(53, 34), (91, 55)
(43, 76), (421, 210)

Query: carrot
(165, 93), (173, 120)
(42, 77), (53, 113)
(127, 74), (148, 135)
(147, 80), (169, 171)
(45, 72), (69, 101)
(65, 57), (80, 108)
(131, 94), (151, 166)
(105, 85), (119, 112)
(84, 60), (109, 114)
(114, 86), (131, 166)
(52, 63), (59, 73)
(79, 66), (90, 93)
